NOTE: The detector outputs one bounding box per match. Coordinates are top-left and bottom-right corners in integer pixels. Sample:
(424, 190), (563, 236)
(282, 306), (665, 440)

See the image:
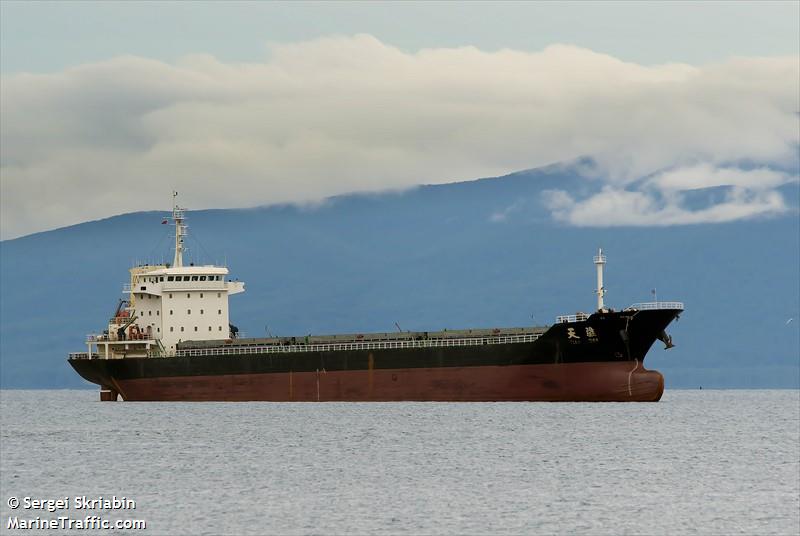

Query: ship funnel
(594, 248), (607, 311)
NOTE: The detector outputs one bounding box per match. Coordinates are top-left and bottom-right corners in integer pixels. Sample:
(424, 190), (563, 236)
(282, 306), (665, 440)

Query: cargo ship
(68, 196), (683, 402)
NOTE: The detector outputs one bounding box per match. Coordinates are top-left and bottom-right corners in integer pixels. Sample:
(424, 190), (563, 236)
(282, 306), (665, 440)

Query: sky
(1, 1), (798, 239)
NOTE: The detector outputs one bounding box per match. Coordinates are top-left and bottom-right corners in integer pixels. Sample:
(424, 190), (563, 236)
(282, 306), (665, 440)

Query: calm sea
(1, 390), (798, 535)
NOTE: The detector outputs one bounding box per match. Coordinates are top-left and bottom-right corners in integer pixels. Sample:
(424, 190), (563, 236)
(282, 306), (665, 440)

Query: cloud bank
(543, 165), (797, 226)
(1, 35), (798, 238)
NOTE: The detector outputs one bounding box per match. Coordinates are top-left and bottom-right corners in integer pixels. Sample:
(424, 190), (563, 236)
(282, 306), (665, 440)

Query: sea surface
(1, 390), (798, 535)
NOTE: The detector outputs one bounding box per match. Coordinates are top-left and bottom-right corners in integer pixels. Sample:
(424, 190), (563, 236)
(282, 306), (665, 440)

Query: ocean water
(1, 390), (798, 536)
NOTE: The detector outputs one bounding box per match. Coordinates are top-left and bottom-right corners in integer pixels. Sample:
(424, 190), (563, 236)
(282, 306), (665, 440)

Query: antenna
(594, 248), (607, 311)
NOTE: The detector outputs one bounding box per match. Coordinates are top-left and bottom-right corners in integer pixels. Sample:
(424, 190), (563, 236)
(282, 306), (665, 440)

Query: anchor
(657, 330), (675, 350)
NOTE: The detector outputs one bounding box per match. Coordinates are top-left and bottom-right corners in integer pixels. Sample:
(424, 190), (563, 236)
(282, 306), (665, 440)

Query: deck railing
(555, 313), (590, 324)
(69, 352), (99, 359)
(71, 332), (544, 360)
(175, 333), (542, 358)
(625, 302), (684, 311)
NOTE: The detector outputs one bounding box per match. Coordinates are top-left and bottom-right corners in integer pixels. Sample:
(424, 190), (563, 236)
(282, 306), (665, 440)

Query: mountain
(1, 163), (798, 389)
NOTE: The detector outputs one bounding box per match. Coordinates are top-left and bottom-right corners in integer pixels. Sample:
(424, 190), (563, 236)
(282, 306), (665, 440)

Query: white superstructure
(86, 195), (244, 358)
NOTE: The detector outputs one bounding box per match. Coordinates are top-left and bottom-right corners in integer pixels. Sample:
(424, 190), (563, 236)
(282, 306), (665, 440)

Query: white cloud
(543, 167), (795, 226)
(1, 35), (798, 238)
(651, 164), (792, 191)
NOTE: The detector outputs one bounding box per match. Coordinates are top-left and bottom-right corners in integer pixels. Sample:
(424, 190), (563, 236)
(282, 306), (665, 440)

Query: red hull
(111, 361), (664, 402)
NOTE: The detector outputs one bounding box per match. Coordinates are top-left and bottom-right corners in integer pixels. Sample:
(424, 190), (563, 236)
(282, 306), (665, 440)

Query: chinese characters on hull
(567, 326), (599, 344)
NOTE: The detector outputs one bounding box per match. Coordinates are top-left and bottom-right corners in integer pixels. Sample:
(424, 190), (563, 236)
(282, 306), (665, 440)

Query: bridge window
(200, 276), (206, 281)
(191, 276), (198, 281)
(200, 309), (204, 314)
(218, 309), (221, 314)
(217, 293), (221, 298)
(194, 326), (198, 332)
(200, 293), (203, 298)
(169, 294), (172, 299)
(187, 309), (191, 315)
(170, 327), (173, 332)
(169, 310), (173, 315)
(187, 293), (190, 299)
(219, 326), (222, 331)
(180, 327), (184, 332)
(208, 326), (212, 331)
(156, 310), (159, 316)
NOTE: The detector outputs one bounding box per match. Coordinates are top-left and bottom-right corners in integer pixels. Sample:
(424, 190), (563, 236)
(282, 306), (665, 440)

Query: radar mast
(172, 191), (187, 268)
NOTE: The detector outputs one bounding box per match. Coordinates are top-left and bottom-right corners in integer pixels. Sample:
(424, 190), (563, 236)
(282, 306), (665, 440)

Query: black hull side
(69, 309), (680, 388)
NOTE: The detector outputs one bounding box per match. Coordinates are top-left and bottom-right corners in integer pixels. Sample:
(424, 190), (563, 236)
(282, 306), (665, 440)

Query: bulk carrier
(69, 196), (683, 402)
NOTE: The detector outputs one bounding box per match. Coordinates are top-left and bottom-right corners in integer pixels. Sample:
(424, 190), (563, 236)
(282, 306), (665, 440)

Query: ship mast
(594, 248), (606, 311)
(172, 191), (187, 268)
